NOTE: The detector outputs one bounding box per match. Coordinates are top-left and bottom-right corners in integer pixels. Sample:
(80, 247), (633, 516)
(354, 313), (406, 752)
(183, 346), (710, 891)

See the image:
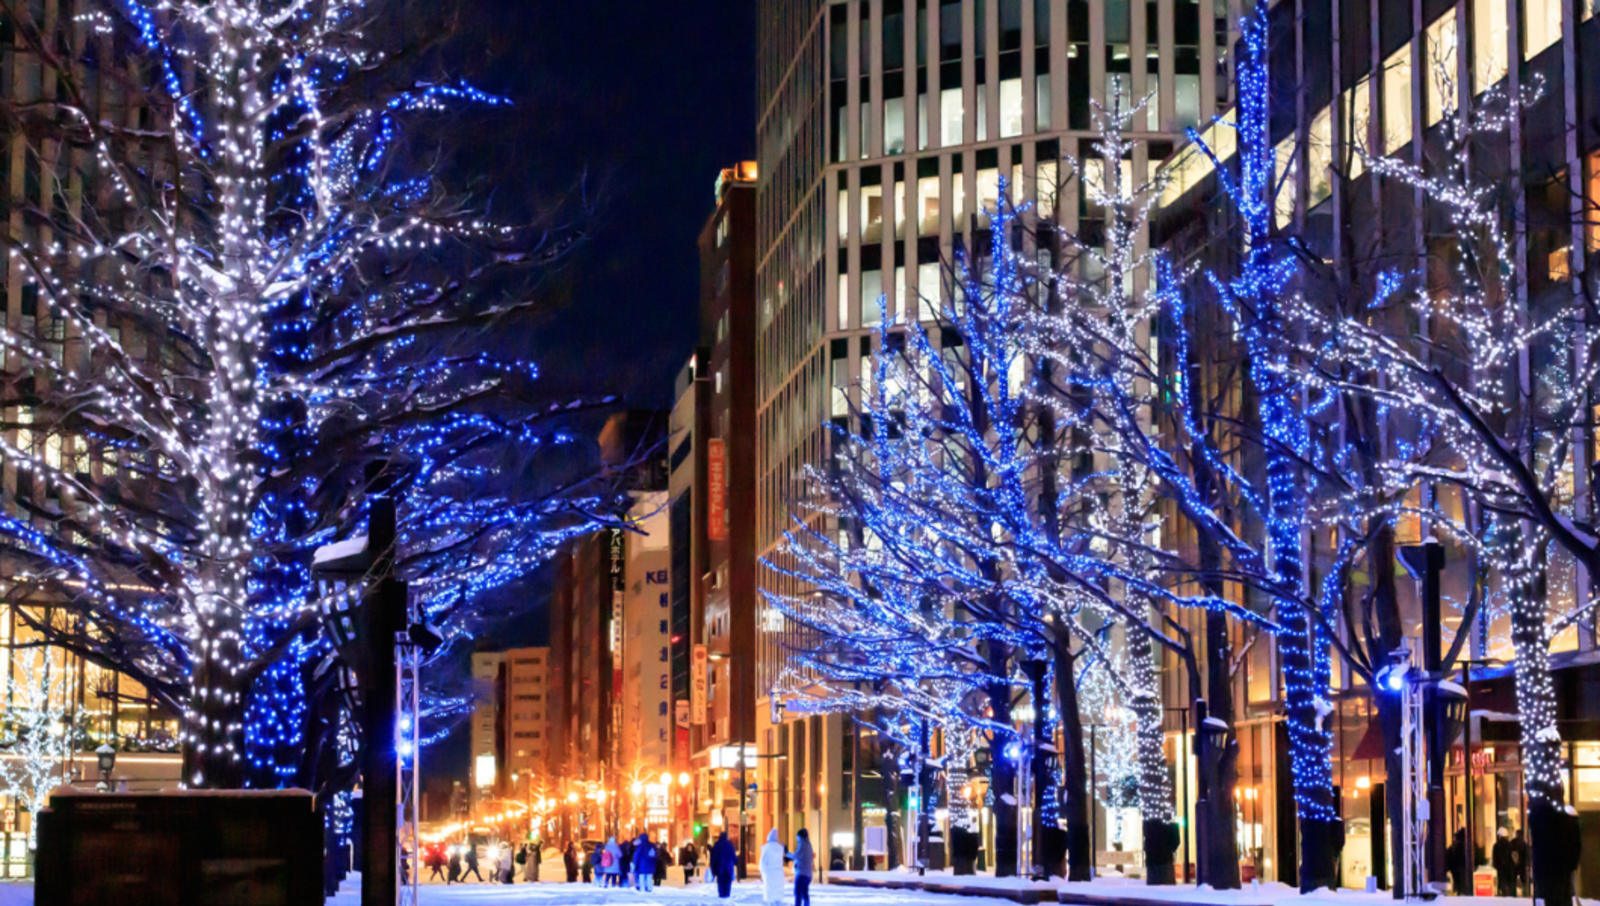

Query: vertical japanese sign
(707, 439), (727, 541)
(691, 644), (708, 725)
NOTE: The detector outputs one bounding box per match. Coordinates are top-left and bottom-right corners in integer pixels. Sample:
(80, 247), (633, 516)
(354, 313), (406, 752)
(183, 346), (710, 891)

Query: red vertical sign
(708, 439), (727, 541)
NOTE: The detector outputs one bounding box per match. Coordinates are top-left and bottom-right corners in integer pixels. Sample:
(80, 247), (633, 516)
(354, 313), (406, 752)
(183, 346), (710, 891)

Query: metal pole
(1181, 708), (1190, 884)
(1462, 660), (1475, 895)
(1089, 725), (1097, 877)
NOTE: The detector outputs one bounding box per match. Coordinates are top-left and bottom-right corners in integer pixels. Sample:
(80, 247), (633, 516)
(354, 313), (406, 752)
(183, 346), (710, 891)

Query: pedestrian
(426, 844), (446, 883)
(759, 828), (787, 906)
(679, 839), (699, 885)
(655, 839), (671, 887)
(1533, 806), (1582, 906)
(564, 841), (580, 883)
(1446, 827), (1470, 895)
(1493, 827), (1516, 896)
(1512, 829), (1530, 895)
(603, 836), (624, 888)
(633, 831), (659, 892)
(621, 834), (636, 888)
(462, 843), (483, 882)
(400, 848), (410, 886)
(792, 829), (814, 906)
(498, 843), (515, 884)
(447, 846), (461, 884)
(710, 830), (737, 899)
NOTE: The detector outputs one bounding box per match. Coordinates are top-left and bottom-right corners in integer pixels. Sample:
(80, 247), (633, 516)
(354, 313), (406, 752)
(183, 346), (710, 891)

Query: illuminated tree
(0, 0), (620, 790)
(0, 654), (73, 849)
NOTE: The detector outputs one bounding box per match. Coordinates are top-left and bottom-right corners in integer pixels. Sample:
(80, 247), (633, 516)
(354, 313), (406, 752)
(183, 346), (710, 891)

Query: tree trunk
(1203, 609), (1242, 889)
(1128, 624), (1177, 884)
(988, 677), (1019, 877)
(1050, 646), (1091, 880)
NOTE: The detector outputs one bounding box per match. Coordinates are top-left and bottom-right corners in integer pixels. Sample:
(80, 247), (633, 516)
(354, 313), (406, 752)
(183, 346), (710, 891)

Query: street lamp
(95, 744), (116, 792)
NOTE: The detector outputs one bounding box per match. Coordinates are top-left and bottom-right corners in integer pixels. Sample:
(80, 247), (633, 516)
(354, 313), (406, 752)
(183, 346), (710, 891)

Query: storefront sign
(708, 439), (727, 541)
(691, 645), (708, 725)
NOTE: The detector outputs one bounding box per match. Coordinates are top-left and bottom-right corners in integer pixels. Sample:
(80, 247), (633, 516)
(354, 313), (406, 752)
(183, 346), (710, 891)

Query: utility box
(35, 788), (323, 906)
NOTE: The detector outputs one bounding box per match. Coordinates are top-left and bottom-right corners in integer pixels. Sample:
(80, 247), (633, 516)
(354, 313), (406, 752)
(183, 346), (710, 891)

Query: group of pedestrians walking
(592, 831), (677, 890)
(421, 840), (546, 884)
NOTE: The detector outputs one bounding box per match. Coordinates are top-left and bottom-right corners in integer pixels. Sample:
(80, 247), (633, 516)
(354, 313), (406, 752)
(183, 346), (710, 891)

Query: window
(861, 183), (885, 242)
(1523, 0), (1561, 58)
(1382, 43), (1412, 154)
(894, 266), (907, 322)
(861, 103), (871, 159)
(940, 87), (964, 146)
(1587, 150), (1600, 253)
(975, 167), (1001, 227)
(918, 174), (941, 235)
(886, 97), (906, 154)
(1036, 159), (1058, 219)
(1308, 106), (1333, 209)
(838, 186), (850, 243)
(894, 180), (908, 239)
(1000, 78), (1023, 137)
(1146, 74), (1160, 131)
(1423, 12), (1457, 126)
(976, 89), (989, 141)
(1035, 73), (1052, 130)
(1346, 75), (1372, 180)
(862, 270), (885, 326)
(1175, 74), (1200, 128)
(918, 92), (930, 149)
(952, 171), (967, 233)
(918, 262), (943, 320)
(838, 273), (851, 329)
(1473, 0), (1507, 91)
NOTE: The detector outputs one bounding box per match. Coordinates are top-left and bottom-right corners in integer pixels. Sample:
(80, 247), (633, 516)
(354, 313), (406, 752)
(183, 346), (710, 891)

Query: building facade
(754, 0), (1228, 870)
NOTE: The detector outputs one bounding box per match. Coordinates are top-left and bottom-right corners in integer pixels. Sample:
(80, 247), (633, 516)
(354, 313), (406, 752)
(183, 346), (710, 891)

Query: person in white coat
(759, 828), (788, 905)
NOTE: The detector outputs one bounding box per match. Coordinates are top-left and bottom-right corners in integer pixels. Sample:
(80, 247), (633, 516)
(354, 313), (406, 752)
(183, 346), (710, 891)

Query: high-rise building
(669, 163), (762, 848)
(547, 410), (668, 840)
(1150, 0), (1600, 891)
(504, 647), (552, 791)
(753, 0), (1229, 862)
(469, 649), (507, 811)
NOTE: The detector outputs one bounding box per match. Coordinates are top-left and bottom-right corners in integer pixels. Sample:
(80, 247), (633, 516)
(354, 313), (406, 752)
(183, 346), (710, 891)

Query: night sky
(460, 0), (758, 409)
(425, 1), (755, 776)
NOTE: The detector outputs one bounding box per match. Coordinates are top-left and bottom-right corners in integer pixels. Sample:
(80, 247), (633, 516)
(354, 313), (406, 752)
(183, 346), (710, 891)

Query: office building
(754, 0), (1228, 865)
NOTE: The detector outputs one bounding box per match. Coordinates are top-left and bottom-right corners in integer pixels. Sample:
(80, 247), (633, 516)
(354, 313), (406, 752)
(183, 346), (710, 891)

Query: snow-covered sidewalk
(828, 871), (1534, 906)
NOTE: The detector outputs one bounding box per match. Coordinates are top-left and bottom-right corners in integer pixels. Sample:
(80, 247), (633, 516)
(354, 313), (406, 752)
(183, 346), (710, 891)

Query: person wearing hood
(759, 828), (788, 905)
(564, 841), (580, 883)
(603, 836), (624, 887)
(792, 829), (815, 906)
(710, 830), (738, 899)
(497, 843), (514, 884)
(632, 831), (658, 891)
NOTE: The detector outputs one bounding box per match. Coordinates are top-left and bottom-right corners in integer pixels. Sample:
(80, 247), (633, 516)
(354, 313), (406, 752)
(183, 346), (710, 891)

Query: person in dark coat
(680, 840), (700, 884)
(425, 844), (447, 882)
(1445, 827), (1471, 895)
(1512, 829), (1530, 895)
(462, 843), (484, 882)
(633, 832), (659, 892)
(447, 847), (462, 884)
(1493, 827), (1517, 896)
(655, 840), (671, 886)
(710, 830), (738, 899)
(621, 835), (636, 888)
(1533, 806), (1582, 906)
(564, 842), (580, 883)
(530, 840), (543, 882)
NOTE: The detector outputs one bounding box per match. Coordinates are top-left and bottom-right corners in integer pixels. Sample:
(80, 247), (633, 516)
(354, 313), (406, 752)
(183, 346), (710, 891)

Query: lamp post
(95, 744), (116, 792)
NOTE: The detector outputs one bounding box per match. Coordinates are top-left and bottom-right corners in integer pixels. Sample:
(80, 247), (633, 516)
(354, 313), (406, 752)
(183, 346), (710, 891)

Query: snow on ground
(327, 873), (1025, 906)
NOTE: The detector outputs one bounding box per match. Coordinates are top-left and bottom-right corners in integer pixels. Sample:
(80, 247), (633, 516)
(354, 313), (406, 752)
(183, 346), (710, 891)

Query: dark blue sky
(466, 0), (759, 408)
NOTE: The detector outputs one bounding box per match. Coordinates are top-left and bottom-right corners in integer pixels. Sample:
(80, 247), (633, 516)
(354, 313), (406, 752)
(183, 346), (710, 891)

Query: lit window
(1523, 0), (1561, 58)
(838, 186), (849, 243)
(1347, 75), (1372, 179)
(838, 273), (850, 330)
(862, 184), (885, 242)
(952, 171), (967, 233)
(918, 262), (943, 321)
(975, 167), (1000, 227)
(1175, 74), (1200, 128)
(919, 174), (941, 236)
(862, 270), (884, 326)
(1307, 106), (1333, 208)
(940, 87), (964, 146)
(1036, 159), (1058, 219)
(1274, 136), (1296, 230)
(894, 180), (907, 238)
(919, 92), (931, 149)
(894, 267), (908, 323)
(1586, 150), (1600, 253)
(976, 90), (989, 141)
(999, 78), (1023, 137)
(1036, 73), (1052, 130)
(861, 103), (871, 159)
(1146, 74), (1160, 131)
(1382, 44), (1411, 154)
(1423, 12), (1458, 126)
(886, 97), (906, 154)
(1472, 0), (1507, 91)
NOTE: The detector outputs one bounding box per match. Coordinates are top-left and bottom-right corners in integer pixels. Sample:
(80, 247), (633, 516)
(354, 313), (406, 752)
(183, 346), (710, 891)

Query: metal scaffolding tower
(397, 620), (421, 906)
